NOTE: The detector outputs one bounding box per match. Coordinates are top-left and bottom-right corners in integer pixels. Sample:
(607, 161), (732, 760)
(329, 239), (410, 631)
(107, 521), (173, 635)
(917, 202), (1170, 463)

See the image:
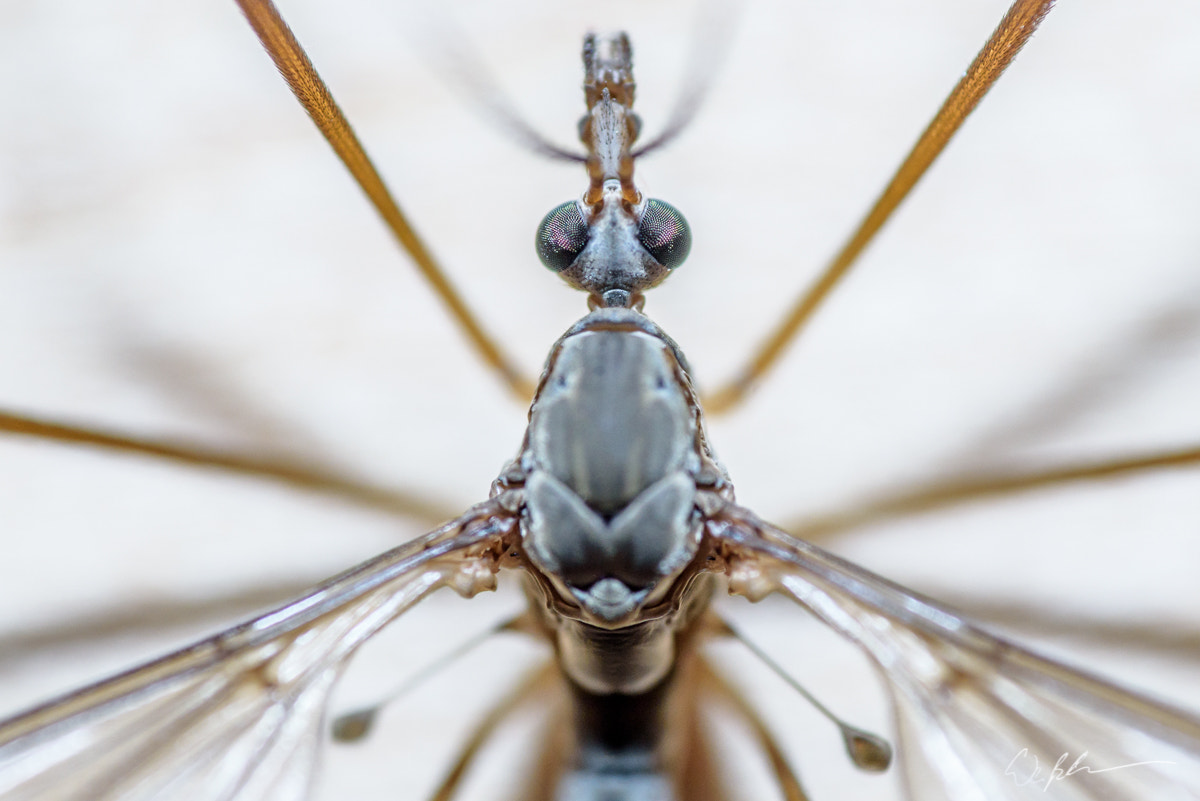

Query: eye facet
(637, 199), (691, 270)
(535, 201), (589, 272)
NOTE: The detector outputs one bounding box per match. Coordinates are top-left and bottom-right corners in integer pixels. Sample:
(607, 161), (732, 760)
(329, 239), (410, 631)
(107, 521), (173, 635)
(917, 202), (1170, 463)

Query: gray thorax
(495, 308), (730, 695)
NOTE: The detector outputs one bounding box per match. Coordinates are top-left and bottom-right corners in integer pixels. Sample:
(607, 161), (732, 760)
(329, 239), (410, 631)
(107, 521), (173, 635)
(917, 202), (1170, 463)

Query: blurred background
(2, 0), (1199, 798)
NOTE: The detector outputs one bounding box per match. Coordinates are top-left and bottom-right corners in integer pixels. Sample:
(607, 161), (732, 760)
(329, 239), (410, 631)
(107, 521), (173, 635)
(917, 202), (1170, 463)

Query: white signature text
(1005, 748), (1174, 791)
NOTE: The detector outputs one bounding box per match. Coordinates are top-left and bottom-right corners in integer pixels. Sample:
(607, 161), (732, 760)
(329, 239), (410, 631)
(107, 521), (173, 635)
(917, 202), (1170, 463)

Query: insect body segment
(513, 309), (727, 628)
(493, 308), (729, 800)
(536, 34), (692, 309)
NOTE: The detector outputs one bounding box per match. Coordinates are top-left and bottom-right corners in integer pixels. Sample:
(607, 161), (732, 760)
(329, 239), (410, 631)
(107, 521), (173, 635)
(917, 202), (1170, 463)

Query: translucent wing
(0, 506), (514, 801)
(710, 507), (1200, 801)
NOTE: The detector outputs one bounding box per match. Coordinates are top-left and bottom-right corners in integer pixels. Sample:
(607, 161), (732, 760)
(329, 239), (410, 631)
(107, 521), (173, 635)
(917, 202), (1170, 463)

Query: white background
(2, 1), (1199, 799)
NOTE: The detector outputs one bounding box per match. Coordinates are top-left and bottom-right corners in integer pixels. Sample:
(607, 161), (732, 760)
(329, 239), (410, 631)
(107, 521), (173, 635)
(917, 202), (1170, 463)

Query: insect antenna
(411, 0), (736, 167)
(398, 10), (587, 164)
(630, 0), (739, 159)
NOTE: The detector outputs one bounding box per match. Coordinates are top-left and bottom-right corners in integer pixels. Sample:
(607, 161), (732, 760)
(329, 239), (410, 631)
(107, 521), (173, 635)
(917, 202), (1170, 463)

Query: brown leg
(705, 0), (1057, 413)
(696, 657), (812, 801)
(235, 0), (533, 401)
(426, 661), (560, 801)
(0, 408), (457, 523)
(787, 444), (1200, 543)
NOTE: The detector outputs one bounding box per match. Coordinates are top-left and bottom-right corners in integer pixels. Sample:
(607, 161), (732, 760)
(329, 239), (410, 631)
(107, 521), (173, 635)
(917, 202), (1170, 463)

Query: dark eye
(637, 199), (691, 270)
(535, 201), (589, 272)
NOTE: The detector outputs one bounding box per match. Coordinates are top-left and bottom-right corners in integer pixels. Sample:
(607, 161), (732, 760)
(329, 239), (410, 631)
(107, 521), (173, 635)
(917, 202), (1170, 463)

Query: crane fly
(2, 0), (1200, 799)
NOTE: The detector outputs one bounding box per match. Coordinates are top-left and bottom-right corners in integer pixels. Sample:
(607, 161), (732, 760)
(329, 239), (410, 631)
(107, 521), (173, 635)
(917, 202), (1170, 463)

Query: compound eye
(637, 199), (691, 270)
(535, 201), (589, 272)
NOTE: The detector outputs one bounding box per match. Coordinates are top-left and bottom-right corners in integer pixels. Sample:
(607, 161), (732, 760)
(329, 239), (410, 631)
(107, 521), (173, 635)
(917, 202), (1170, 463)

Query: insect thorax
(494, 309), (729, 694)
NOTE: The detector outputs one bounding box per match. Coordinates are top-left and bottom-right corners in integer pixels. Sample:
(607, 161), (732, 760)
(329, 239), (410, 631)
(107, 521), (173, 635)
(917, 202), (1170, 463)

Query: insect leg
(0, 408), (458, 523)
(704, 0), (1057, 413)
(425, 661), (559, 801)
(695, 657), (811, 801)
(235, 0), (534, 400)
(787, 443), (1200, 544)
